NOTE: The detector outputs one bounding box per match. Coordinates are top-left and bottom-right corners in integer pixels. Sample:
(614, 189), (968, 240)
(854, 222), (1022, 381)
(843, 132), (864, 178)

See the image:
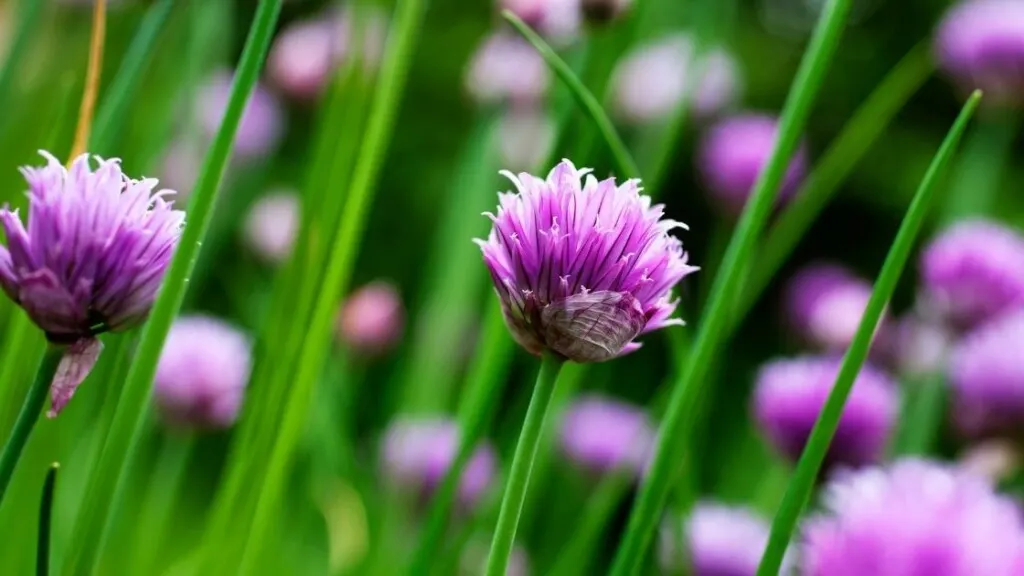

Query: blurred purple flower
(890, 313), (953, 377)
(154, 315), (252, 430)
(500, 0), (581, 43)
(466, 32), (551, 106)
(196, 69), (284, 160)
(381, 417), (497, 509)
(661, 502), (792, 576)
(698, 113), (808, 217)
(476, 160), (697, 363)
(243, 189), (300, 264)
(558, 393), (654, 476)
(935, 0), (1024, 106)
(949, 308), (1024, 439)
(158, 138), (204, 203)
(801, 458), (1024, 576)
(753, 355), (898, 469)
(0, 152), (184, 415)
(496, 107), (556, 172)
(920, 219), (1024, 329)
(336, 281), (405, 356)
(611, 34), (741, 124)
(784, 262), (881, 352)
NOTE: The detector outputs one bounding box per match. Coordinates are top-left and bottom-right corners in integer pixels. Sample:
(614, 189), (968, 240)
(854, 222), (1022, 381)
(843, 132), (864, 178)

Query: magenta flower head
(661, 502), (792, 576)
(558, 393), (654, 476)
(476, 160), (697, 363)
(948, 308), (1024, 439)
(753, 356), (898, 469)
(499, 0), (581, 43)
(698, 113), (808, 217)
(935, 0), (1024, 106)
(920, 219), (1024, 329)
(336, 281), (405, 357)
(197, 69), (284, 160)
(381, 417), (497, 509)
(612, 34), (741, 125)
(784, 263), (877, 352)
(242, 189), (299, 264)
(801, 458), (1024, 576)
(153, 315), (252, 430)
(465, 32), (551, 106)
(0, 151), (184, 415)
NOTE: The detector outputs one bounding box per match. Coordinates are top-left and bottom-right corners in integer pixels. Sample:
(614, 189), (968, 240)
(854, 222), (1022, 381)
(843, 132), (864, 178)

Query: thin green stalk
(757, 91), (982, 576)
(0, 346), (62, 506)
(0, 0), (45, 135)
(0, 315), (44, 434)
(548, 472), (632, 576)
(890, 371), (947, 456)
(235, 0), (427, 568)
(485, 352), (564, 576)
(939, 113), (1020, 224)
(734, 42), (933, 329)
(37, 462), (58, 576)
(503, 10), (640, 180)
(61, 1), (285, 574)
(133, 435), (193, 573)
(610, 0), (855, 571)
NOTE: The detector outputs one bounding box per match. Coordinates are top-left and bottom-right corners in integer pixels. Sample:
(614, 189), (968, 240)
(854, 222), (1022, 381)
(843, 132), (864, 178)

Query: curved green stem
(37, 463), (59, 576)
(757, 90), (982, 576)
(484, 352), (564, 576)
(0, 346), (62, 506)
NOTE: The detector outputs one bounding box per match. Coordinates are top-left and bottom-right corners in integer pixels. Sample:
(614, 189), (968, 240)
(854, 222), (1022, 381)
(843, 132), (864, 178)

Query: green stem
(890, 371), (947, 456)
(0, 345), (61, 506)
(484, 352), (564, 576)
(756, 91), (982, 575)
(548, 472), (632, 576)
(609, 0), (855, 571)
(37, 463), (58, 576)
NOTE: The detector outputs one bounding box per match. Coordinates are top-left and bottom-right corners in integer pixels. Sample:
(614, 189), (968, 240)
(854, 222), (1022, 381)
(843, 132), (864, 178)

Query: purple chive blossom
(153, 315), (252, 430)
(661, 502), (793, 576)
(558, 394), (654, 476)
(476, 160), (697, 363)
(948, 308), (1024, 439)
(801, 458), (1024, 576)
(499, 0), (581, 43)
(465, 32), (551, 106)
(497, 108), (557, 172)
(920, 219), (1024, 329)
(381, 418), (497, 510)
(612, 34), (741, 125)
(698, 113), (808, 217)
(891, 313), (954, 377)
(242, 189), (300, 264)
(935, 0), (1024, 106)
(197, 69), (284, 160)
(753, 356), (898, 469)
(0, 152), (184, 416)
(336, 281), (405, 357)
(158, 139), (204, 202)
(784, 263), (880, 352)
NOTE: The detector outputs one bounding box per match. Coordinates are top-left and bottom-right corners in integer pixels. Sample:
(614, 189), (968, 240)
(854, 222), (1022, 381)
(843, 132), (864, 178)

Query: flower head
(753, 356), (898, 468)
(611, 34), (741, 124)
(154, 315), (252, 429)
(784, 263), (878, 352)
(920, 219), (1024, 329)
(661, 502), (791, 576)
(465, 32), (550, 106)
(499, 0), (581, 43)
(559, 394), (654, 476)
(381, 418), (497, 509)
(242, 189), (300, 264)
(801, 459), (1024, 576)
(476, 160), (697, 363)
(336, 281), (404, 356)
(949, 308), (1024, 439)
(197, 69), (284, 160)
(935, 0), (1024, 106)
(698, 113), (807, 216)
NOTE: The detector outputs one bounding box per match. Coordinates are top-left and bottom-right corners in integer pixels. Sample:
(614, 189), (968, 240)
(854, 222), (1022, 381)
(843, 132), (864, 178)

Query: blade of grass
(610, 0), (856, 571)
(757, 90), (982, 575)
(233, 0), (428, 569)
(60, 1), (285, 574)
(37, 463), (58, 576)
(890, 371), (947, 456)
(938, 114), (1019, 224)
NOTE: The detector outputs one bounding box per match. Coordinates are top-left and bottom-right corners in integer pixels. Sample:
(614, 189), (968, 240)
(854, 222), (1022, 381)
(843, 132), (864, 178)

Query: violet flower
(558, 393), (654, 476)
(935, 0), (1024, 106)
(196, 69), (284, 160)
(154, 315), (252, 430)
(0, 151), (184, 415)
(784, 262), (878, 352)
(465, 32), (551, 107)
(801, 458), (1024, 576)
(243, 189), (300, 264)
(476, 160), (697, 363)
(499, 0), (581, 43)
(753, 356), (898, 469)
(336, 281), (405, 357)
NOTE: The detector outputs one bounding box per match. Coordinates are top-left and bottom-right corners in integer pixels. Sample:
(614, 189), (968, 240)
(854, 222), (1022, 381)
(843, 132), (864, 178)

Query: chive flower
(753, 356), (898, 469)
(197, 69), (284, 161)
(336, 281), (405, 357)
(476, 160), (697, 363)
(558, 393), (654, 477)
(935, 0), (1024, 106)
(801, 459), (1024, 575)
(242, 189), (299, 264)
(784, 262), (878, 352)
(465, 32), (551, 106)
(154, 315), (252, 430)
(0, 151), (184, 415)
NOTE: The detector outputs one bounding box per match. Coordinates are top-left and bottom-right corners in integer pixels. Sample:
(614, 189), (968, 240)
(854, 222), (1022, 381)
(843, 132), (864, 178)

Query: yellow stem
(68, 0), (107, 162)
